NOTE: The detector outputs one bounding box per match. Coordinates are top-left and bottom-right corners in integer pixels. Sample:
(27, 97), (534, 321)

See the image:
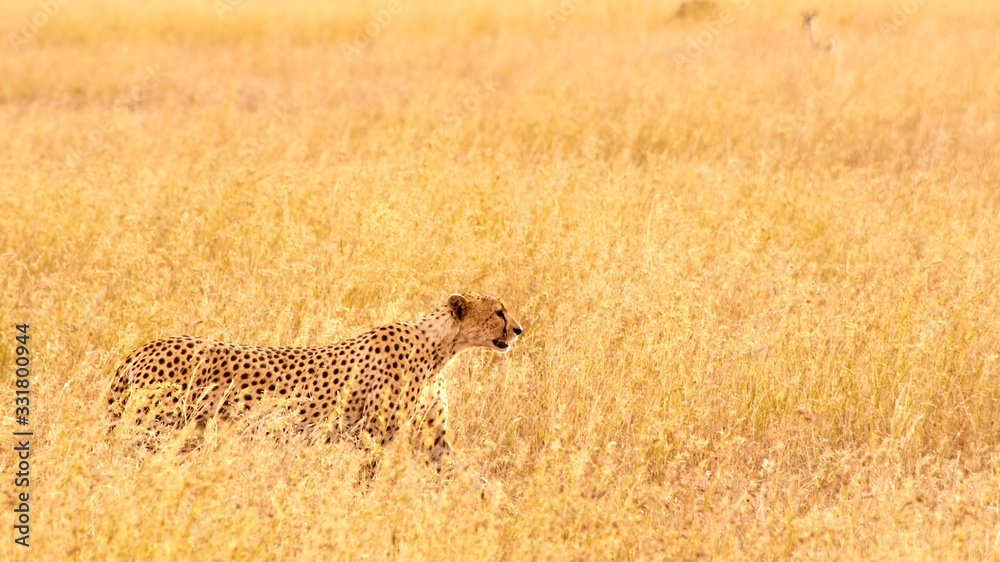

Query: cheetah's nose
(513, 327), (522, 336)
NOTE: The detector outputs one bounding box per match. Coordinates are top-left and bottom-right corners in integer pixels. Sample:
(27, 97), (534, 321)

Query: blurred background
(1, 0), (998, 559)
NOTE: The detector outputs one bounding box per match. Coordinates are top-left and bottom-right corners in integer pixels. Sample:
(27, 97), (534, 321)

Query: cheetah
(109, 293), (522, 462)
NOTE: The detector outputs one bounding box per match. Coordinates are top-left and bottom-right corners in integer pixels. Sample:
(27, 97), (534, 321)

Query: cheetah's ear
(447, 294), (468, 320)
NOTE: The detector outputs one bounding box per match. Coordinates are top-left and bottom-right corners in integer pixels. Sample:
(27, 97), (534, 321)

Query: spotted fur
(109, 293), (522, 462)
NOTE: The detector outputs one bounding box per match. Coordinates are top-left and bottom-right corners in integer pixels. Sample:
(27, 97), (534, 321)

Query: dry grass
(2, 0), (999, 559)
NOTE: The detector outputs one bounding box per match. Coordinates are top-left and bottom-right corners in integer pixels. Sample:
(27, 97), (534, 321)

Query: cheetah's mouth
(492, 339), (510, 351)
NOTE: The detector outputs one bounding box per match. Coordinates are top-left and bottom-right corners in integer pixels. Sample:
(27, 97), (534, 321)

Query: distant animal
(802, 11), (836, 52)
(109, 293), (523, 463)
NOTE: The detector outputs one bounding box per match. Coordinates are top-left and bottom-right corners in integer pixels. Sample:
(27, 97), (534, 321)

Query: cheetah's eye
(496, 311), (505, 319)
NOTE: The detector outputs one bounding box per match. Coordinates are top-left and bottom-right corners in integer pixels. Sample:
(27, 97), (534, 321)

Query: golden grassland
(1, 0), (999, 559)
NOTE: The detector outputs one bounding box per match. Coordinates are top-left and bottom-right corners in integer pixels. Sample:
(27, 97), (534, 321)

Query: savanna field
(1, 0), (999, 559)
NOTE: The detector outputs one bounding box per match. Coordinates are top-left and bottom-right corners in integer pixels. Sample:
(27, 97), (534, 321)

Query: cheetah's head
(447, 293), (523, 353)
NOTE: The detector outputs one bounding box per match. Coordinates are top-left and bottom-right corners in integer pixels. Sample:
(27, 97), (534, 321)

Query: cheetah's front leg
(420, 378), (453, 464)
